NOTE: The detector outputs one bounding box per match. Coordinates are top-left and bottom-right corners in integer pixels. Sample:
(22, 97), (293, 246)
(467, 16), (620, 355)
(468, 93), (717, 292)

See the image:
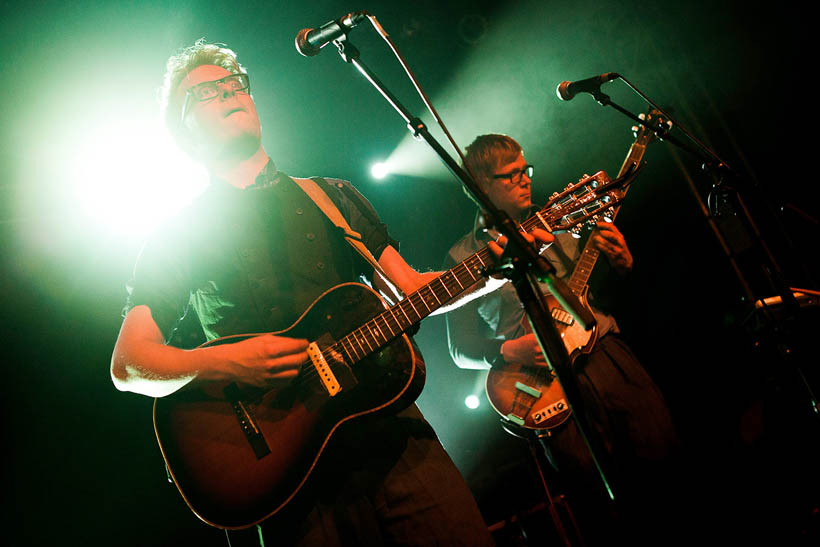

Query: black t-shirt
(125, 161), (397, 345)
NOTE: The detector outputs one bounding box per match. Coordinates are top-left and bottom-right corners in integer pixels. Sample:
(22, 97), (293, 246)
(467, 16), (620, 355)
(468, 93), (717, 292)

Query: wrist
(487, 340), (506, 368)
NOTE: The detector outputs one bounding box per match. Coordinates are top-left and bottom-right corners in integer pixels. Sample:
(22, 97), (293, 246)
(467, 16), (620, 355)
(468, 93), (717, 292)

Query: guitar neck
(566, 140), (648, 293)
(333, 246), (495, 364)
(334, 211), (558, 365)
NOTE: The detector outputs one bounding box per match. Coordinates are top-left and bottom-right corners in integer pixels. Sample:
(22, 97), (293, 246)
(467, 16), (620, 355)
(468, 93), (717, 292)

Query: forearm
(416, 271), (507, 316)
(445, 302), (502, 370)
(110, 306), (233, 397)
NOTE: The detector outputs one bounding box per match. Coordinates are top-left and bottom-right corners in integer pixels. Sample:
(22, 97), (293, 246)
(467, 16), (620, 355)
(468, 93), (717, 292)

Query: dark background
(2, 1), (817, 545)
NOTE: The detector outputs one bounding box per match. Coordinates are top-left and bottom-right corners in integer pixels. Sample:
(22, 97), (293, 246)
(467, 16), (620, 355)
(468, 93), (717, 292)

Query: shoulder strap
(291, 176), (404, 303)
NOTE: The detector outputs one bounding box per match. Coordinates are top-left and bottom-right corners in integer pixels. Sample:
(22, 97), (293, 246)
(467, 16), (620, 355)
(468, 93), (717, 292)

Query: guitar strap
(292, 176), (404, 305)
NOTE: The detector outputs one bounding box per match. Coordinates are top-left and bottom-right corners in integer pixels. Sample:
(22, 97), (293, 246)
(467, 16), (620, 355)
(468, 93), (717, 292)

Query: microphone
(295, 11), (369, 57)
(556, 72), (620, 101)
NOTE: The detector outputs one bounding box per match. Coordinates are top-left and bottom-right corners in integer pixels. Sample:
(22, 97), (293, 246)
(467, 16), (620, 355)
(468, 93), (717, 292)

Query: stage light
(71, 118), (207, 236)
(465, 394), (480, 409)
(371, 161), (390, 180)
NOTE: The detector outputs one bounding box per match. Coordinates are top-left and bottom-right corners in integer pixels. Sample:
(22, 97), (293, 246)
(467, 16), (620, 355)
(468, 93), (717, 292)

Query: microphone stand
(582, 77), (818, 423)
(585, 77), (801, 314)
(332, 35), (617, 503)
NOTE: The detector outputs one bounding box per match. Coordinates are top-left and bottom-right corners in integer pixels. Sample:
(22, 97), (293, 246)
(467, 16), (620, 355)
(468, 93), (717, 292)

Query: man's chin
(199, 132), (261, 163)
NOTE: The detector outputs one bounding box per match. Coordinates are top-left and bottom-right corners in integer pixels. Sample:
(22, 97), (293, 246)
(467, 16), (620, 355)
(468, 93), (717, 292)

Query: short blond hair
(159, 39), (247, 137)
(463, 134), (523, 184)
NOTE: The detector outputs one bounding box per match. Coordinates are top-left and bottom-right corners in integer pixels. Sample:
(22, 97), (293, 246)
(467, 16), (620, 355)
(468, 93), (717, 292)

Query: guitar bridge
(224, 383), (271, 460)
(307, 341), (342, 396)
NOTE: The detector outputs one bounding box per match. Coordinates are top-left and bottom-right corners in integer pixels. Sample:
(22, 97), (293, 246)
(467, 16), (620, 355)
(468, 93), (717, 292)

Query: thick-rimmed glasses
(492, 164), (534, 185)
(180, 73), (251, 122)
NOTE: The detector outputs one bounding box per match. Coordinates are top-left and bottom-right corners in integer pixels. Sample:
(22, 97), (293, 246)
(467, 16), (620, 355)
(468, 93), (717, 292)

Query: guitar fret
(535, 211), (551, 232)
(341, 341), (355, 363)
(466, 258), (482, 280)
(438, 278), (453, 298)
(452, 271), (464, 290)
(371, 320), (385, 342)
(426, 286), (440, 307)
(380, 313), (397, 338)
(405, 297), (421, 319)
(382, 310), (398, 336)
(352, 331), (367, 354)
(396, 303), (412, 325)
(343, 336), (360, 361)
(362, 326), (376, 350)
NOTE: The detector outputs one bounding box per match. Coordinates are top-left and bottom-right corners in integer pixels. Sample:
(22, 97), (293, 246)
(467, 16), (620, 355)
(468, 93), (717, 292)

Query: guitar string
(284, 250), (493, 393)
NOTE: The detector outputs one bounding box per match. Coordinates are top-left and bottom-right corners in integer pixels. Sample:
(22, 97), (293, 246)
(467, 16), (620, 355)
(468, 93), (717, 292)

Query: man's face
(482, 153), (533, 219)
(177, 64), (261, 161)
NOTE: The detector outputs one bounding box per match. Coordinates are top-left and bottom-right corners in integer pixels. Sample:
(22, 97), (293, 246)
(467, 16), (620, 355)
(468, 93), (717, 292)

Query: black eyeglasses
(181, 73), (251, 122)
(492, 164), (534, 185)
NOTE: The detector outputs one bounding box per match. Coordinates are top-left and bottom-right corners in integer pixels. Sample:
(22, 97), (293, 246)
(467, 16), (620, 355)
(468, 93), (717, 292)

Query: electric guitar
(485, 111), (668, 432)
(152, 170), (633, 529)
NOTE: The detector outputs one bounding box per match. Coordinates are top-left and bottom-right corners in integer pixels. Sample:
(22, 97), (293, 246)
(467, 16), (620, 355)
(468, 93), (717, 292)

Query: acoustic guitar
(153, 170), (632, 529)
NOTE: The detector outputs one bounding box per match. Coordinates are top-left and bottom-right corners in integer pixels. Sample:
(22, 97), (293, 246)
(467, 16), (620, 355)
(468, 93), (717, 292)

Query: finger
(488, 240), (505, 259)
(265, 368), (300, 380)
(594, 229), (622, 246)
(262, 336), (310, 357)
(529, 228), (554, 245)
(266, 352), (308, 370)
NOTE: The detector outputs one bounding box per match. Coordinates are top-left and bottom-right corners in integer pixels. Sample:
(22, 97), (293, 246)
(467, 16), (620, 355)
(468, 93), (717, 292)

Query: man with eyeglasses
(443, 134), (680, 543)
(108, 41), (527, 546)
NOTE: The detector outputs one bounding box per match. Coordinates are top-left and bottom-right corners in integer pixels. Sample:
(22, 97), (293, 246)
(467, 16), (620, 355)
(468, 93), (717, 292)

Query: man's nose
(219, 84), (236, 99)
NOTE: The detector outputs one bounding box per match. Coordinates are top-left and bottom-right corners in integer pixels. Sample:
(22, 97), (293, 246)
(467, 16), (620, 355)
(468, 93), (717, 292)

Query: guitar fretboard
(566, 140), (649, 293)
(328, 210), (561, 365)
(331, 247), (495, 364)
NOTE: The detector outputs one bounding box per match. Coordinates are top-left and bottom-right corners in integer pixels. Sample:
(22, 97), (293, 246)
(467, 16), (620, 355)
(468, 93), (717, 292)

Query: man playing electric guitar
(444, 134), (680, 544)
(109, 42), (557, 547)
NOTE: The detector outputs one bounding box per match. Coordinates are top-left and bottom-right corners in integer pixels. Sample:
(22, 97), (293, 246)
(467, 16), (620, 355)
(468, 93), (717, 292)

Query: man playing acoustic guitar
(444, 134), (681, 544)
(110, 42), (557, 547)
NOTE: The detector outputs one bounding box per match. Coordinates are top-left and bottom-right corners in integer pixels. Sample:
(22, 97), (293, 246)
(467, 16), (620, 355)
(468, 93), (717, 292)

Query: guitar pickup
(307, 341), (342, 397)
(550, 307), (574, 326)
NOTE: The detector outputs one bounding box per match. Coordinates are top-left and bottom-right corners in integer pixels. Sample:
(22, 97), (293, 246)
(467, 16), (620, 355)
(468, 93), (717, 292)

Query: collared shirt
(125, 159), (397, 345)
(443, 209), (618, 369)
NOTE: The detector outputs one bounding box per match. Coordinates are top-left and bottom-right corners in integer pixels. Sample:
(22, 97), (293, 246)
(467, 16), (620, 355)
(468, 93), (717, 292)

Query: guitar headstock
(524, 170), (636, 237)
(632, 109), (673, 147)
